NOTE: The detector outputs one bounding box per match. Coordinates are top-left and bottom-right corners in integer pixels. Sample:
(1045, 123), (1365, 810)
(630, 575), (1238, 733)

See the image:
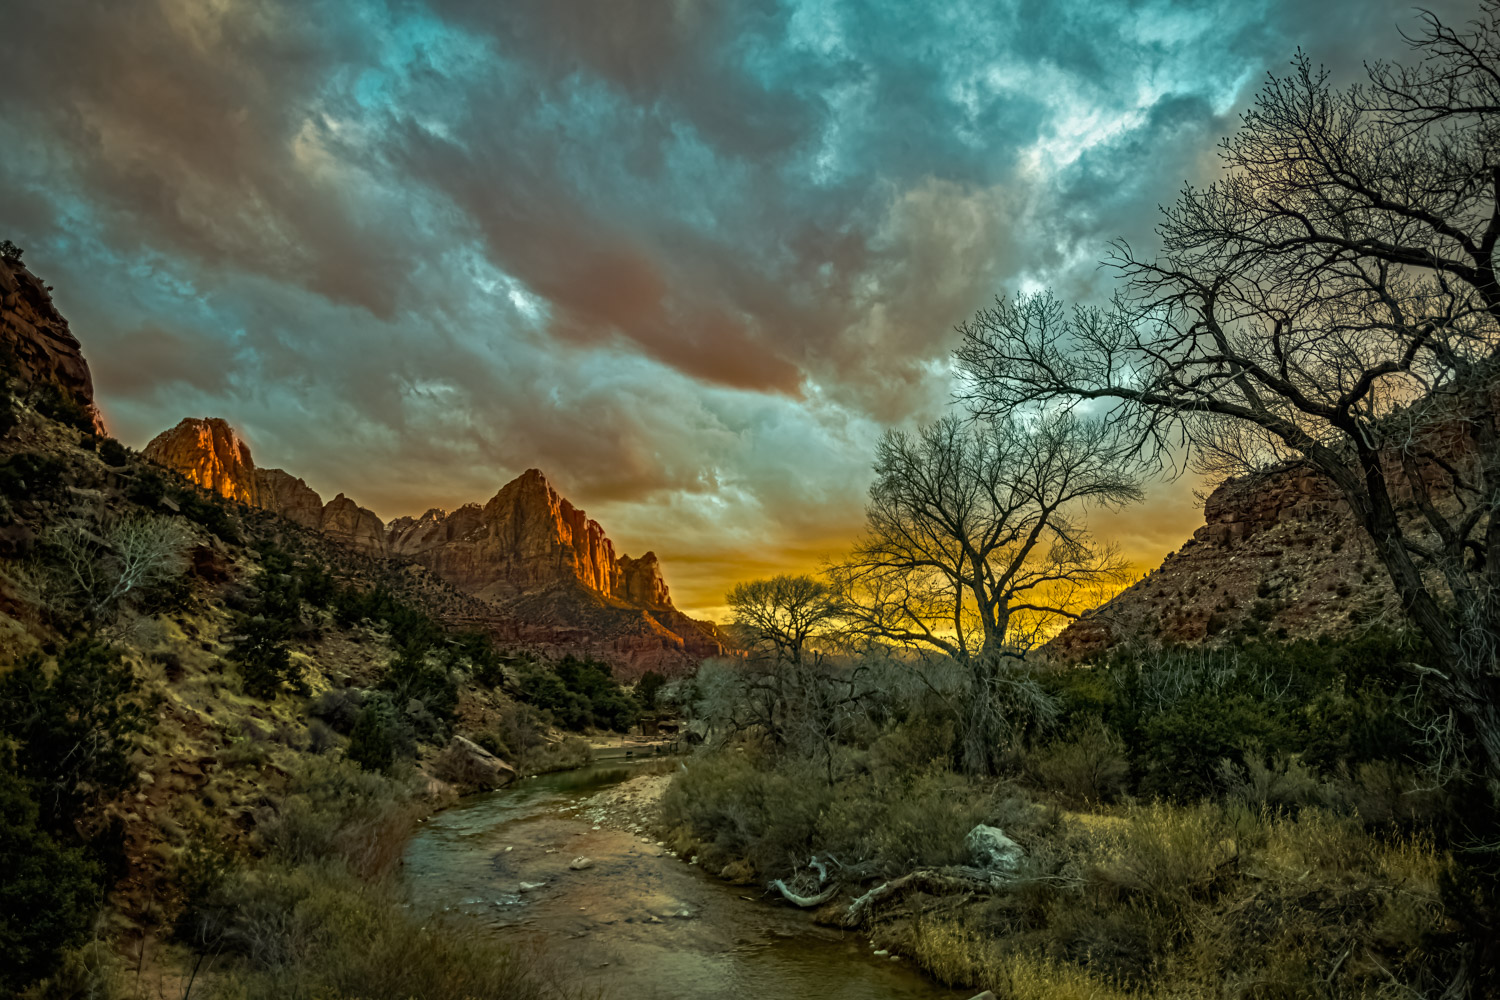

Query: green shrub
(0, 451), (66, 503)
(97, 437), (129, 467)
(0, 639), (145, 830)
(517, 656), (639, 732)
(174, 488), (242, 544)
(0, 763), (101, 995)
(232, 615), (305, 700)
(346, 695), (406, 774)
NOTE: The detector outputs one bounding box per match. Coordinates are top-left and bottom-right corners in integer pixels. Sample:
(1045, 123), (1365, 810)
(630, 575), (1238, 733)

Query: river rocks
(569, 856), (595, 870)
(966, 824), (1024, 876)
(430, 735), (517, 794)
(0, 254), (104, 432)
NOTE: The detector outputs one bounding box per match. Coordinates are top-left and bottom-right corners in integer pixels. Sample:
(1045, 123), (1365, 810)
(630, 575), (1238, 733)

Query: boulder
(569, 856), (594, 871)
(430, 735), (517, 794)
(966, 824), (1024, 876)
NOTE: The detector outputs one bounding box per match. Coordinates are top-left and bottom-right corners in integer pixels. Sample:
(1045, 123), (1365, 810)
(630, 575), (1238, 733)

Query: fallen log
(842, 866), (998, 927)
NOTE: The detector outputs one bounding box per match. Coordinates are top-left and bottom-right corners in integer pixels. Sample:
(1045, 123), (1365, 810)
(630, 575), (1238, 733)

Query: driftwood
(769, 853), (1003, 920)
(768, 855), (840, 907)
(841, 865), (999, 927)
(768, 879), (839, 907)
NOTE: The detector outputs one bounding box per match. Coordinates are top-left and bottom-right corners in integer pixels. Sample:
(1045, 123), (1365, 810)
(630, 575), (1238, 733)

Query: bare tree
(832, 412), (1139, 771)
(17, 512), (191, 632)
(726, 574), (844, 667)
(954, 6), (1500, 782)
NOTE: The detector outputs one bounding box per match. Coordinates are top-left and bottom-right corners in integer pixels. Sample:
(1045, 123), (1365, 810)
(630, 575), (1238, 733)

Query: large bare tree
(832, 413), (1140, 770)
(955, 6), (1500, 782)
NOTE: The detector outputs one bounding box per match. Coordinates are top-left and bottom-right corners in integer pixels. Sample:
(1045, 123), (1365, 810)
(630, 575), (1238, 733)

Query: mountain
(1047, 462), (1397, 659)
(0, 253), (105, 432)
(142, 417), (725, 676)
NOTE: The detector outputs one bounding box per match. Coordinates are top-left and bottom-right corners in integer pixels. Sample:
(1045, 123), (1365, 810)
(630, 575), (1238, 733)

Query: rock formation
(1047, 462), (1395, 660)
(143, 418), (260, 505)
(143, 417), (389, 555)
(142, 418), (723, 675)
(0, 254), (104, 431)
(386, 469), (670, 605)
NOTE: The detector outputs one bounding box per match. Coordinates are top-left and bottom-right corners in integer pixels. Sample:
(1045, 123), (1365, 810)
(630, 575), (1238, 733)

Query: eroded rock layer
(142, 418), (720, 675)
(0, 255), (104, 431)
(1047, 464), (1395, 660)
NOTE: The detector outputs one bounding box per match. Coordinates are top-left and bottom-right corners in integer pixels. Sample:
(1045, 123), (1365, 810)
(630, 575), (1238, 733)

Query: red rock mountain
(142, 417), (724, 675)
(143, 418), (388, 554)
(0, 254), (105, 432)
(1047, 463), (1397, 660)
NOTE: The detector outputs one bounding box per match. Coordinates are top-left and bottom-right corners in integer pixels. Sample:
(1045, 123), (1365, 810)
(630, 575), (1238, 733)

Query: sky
(0, 0), (1473, 619)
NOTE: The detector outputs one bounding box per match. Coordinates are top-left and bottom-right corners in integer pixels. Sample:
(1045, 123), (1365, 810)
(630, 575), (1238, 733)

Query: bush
(0, 451), (66, 503)
(517, 656), (639, 732)
(346, 695), (407, 774)
(97, 437), (130, 467)
(0, 764), (101, 995)
(191, 862), (583, 1000)
(1030, 721), (1129, 805)
(0, 639), (145, 830)
(0, 239), (22, 263)
(232, 615), (305, 700)
(31, 382), (96, 433)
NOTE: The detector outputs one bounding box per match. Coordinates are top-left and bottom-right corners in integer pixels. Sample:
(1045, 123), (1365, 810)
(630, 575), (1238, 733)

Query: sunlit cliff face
(0, 0), (1468, 619)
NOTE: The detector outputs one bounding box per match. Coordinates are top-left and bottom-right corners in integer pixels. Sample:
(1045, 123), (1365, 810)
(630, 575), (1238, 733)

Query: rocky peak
(618, 552), (671, 610)
(1, 255), (105, 431)
(143, 417), (388, 554)
(143, 418), (259, 505)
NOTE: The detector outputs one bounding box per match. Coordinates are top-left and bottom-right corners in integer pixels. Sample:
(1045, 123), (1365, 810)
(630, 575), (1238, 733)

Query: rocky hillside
(0, 252), (104, 432)
(1048, 464), (1399, 659)
(143, 418), (725, 676)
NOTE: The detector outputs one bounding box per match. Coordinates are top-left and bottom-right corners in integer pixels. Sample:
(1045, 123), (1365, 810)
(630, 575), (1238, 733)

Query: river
(402, 760), (968, 1000)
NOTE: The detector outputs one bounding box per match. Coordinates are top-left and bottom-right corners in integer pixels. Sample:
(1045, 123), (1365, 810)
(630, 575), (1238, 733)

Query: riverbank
(403, 760), (966, 999)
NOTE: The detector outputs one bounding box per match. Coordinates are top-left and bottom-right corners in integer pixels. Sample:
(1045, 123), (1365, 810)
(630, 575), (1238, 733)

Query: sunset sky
(0, 0), (1471, 618)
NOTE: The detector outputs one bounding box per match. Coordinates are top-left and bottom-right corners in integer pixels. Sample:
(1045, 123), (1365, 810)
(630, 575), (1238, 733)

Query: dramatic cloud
(0, 0), (1470, 615)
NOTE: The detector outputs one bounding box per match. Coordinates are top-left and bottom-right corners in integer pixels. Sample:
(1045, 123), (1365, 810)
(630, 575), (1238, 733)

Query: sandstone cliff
(1048, 463), (1396, 659)
(385, 469), (672, 606)
(143, 419), (722, 675)
(143, 418), (388, 554)
(0, 253), (104, 431)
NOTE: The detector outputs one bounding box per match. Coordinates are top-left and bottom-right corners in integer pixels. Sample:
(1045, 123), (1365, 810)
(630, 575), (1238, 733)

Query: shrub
(346, 695), (407, 774)
(257, 759), (423, 878)
(517, 656), (639, 732)
(232, 615), (305, 700)
(0, 451), (66, 503)
(191, 862), (583, 1000)
(0, 764), (101, 995)
(97, 437), (130, 467)
(0, 239), (22, 263)
(31, 382), (96, 433)
(1030, 721), (1129, 805)
(0, 639), (145, 830)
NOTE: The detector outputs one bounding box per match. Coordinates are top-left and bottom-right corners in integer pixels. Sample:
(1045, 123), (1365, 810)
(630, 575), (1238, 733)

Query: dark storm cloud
(0, 0), (1473, 612)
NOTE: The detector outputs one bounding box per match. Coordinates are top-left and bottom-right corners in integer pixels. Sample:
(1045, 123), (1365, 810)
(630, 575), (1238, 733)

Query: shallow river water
(402, 761), (967, 1000)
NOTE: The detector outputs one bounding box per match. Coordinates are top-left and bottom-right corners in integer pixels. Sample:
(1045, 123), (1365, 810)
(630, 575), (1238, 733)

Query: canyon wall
(1047, 463), (1395, 659)
(142, 417), (721, 675)
(0, 254), (104, 432)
